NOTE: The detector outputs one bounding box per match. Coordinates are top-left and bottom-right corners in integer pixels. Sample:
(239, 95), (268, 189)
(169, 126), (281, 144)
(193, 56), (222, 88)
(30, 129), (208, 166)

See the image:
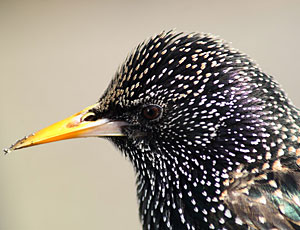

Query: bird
(5, 30), (300, 230)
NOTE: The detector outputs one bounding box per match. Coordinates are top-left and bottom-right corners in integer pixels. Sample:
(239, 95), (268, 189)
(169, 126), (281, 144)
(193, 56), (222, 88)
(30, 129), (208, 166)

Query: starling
(5, 31), (300, 230)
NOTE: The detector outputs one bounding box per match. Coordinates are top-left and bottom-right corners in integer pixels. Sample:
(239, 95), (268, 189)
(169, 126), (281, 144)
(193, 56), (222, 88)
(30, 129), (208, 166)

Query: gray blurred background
(0, 0), (299, 229)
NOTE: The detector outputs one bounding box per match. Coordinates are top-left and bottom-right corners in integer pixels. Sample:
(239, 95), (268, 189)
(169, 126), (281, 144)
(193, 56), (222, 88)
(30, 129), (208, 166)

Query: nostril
(81, 112), (96, 122)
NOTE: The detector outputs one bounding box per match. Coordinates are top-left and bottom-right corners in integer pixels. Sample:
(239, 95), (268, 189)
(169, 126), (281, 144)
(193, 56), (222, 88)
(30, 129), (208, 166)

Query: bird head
(7, 30), (290, 179)
(7, 32), (253, 163)
(7, 30), (298, 229)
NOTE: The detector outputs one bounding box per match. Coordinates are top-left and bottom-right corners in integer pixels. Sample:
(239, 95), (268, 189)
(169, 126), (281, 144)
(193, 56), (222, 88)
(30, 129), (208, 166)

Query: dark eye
(142, 105), (162, 120)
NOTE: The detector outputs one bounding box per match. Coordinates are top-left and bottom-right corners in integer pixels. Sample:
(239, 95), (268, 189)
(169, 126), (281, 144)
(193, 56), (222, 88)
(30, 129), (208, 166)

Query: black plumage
(7, 31), (300, 230)
(99, 31), (300, 230)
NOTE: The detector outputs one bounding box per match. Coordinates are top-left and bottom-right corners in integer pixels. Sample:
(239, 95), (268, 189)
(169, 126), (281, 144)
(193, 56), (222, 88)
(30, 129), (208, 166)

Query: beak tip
(4, 133), (36, 154)
(3, 143), (18, 155)
(3, 148), (11, 155)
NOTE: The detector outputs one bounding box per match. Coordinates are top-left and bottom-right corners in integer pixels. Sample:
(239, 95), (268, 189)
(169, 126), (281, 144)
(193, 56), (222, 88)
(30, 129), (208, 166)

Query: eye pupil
(142, 105), (162, 120)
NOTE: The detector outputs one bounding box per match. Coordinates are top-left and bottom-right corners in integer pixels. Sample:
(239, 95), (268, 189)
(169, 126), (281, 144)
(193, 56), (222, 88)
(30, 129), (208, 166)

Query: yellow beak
(5, 103), (126, 153)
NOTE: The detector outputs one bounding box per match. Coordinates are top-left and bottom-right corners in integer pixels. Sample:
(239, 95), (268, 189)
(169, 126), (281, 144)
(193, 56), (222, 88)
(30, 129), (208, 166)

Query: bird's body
(7, 31), (300, 230)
